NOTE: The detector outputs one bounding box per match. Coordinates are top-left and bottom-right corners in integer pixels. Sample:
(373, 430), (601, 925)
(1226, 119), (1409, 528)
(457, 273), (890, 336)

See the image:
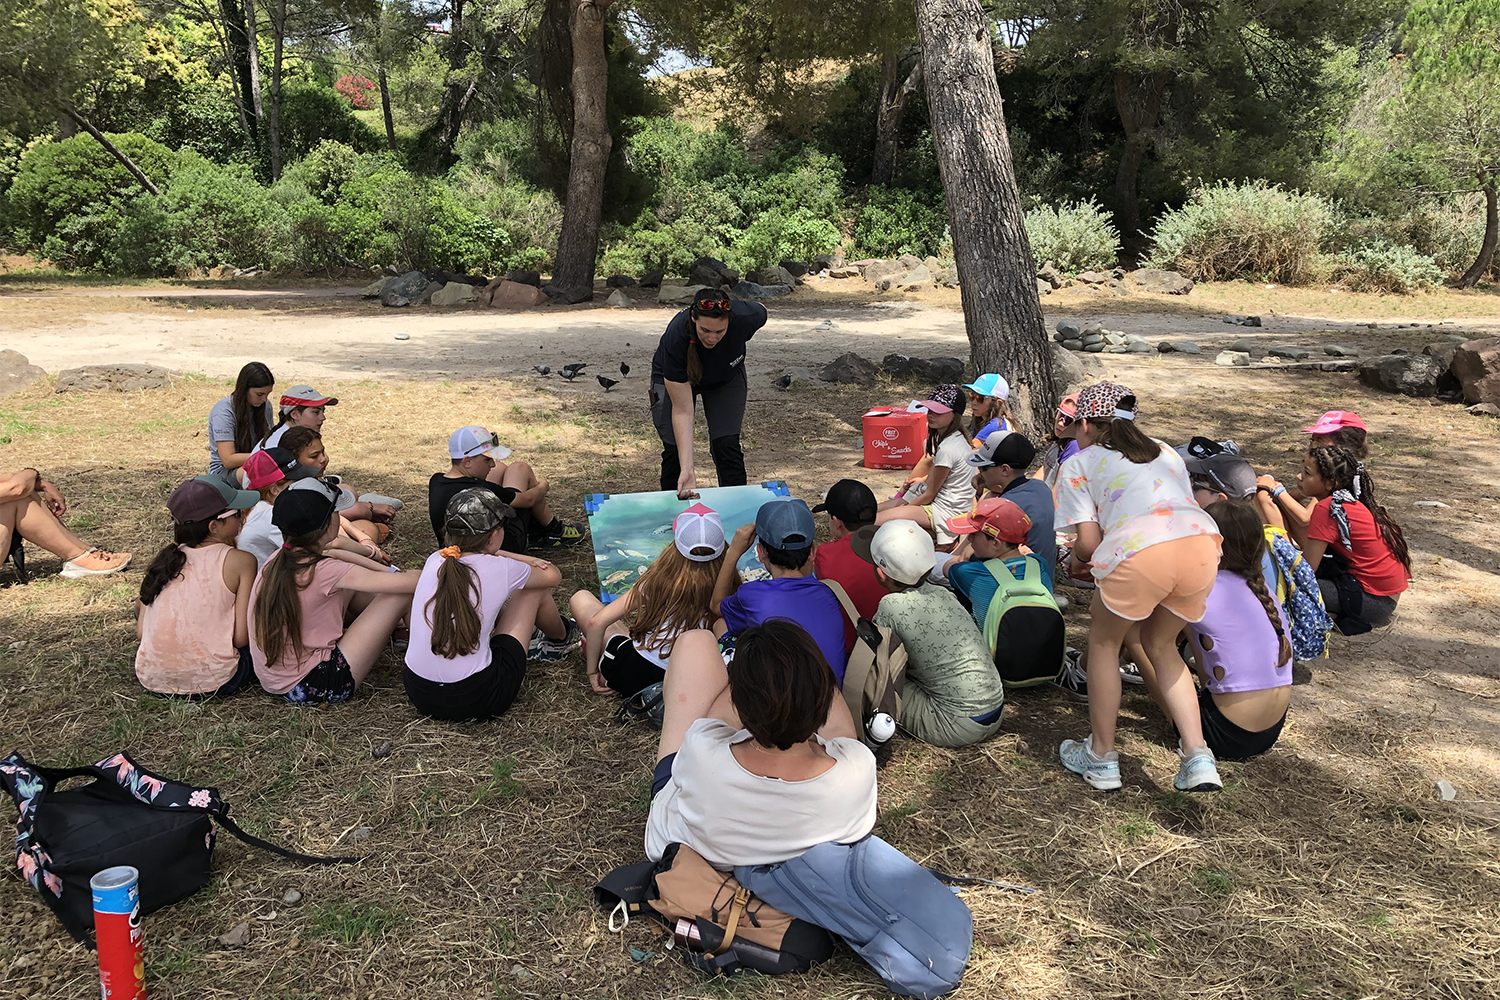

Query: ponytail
(1205, 499), (1291, 668)
(1087, 416), (1160, 464)
(139, 520), (214, 605)
(1354, 463), (1411, 574)
(685, 341), (704, 386)
(253, 523), (328, 667)
(425, 533), (496, 659)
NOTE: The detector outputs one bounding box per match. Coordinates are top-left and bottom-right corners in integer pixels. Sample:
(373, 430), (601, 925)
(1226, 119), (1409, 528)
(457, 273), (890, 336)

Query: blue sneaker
(1059, 736), (1121, 791)
(1175, 744), (1223, 793)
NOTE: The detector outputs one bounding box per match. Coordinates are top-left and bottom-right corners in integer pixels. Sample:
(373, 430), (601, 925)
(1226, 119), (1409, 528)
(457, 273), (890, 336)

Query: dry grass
(1, 353), (1498, 1000)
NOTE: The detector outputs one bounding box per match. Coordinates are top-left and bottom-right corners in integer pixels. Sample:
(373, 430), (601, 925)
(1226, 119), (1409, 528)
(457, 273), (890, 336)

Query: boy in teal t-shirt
(945, 498), (1076, 695)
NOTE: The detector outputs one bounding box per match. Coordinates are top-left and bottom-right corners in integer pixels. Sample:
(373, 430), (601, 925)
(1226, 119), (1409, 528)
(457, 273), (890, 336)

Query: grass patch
(1194, 868), (1237, 898)
(309, 901), (406, 944)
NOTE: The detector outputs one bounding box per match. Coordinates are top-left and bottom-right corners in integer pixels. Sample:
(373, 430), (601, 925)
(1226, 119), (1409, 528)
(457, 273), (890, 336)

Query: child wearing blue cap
(710, 498), (849, 682)
(964, 374), (1013, 443)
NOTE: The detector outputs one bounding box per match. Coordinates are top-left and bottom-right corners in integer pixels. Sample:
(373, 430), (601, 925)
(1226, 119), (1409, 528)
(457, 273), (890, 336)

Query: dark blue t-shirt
(719, 575), (848, 683)
(651, 300), (768, 390)
(997, 477), (1056, 589)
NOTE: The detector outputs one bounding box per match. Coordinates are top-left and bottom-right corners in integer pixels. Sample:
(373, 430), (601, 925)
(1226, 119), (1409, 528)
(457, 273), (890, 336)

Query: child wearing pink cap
(876, 385), (977, 548)
(1258, 410), (1369, 532)
(570, 503), (739, 698)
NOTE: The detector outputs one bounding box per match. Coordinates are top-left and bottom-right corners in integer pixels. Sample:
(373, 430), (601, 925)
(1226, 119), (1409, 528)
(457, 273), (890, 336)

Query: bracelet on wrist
(1271, 485), (1287, 499)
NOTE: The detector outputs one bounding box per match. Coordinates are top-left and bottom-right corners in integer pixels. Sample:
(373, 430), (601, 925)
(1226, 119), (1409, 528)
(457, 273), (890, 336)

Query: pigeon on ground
(773, 374), (793, 390)
(619, 362), (630, 376)
(559, 363), (588, 381)
(532, 365), (551, 376)
(597, 375), (620, 392)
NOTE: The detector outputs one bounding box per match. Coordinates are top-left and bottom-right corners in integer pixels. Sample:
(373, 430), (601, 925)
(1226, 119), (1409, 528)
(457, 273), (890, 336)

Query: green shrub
(852, 186), (946, 258)
(7, 133), (179, 251)
(278, 140), (362, 205)
(1144, 181), (1334, 284)
(730, 209), (842, 272)
(1024, 199), (1120, 274)
(276, 82), (381, 163)
(598, 212), (732, 277)
(738, 148), (845, 226)
(1324, 243), (1445, 293)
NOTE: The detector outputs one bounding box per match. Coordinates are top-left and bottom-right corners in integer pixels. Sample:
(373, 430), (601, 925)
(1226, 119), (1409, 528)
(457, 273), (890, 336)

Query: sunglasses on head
(694, 297), (730, 315)
(465, 432), (500, 455)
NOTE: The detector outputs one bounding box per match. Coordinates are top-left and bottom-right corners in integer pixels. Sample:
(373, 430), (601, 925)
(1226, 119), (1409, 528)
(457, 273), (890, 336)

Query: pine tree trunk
(267, 0), (285, 180)
(872, 50), (921, 187)
(61, 108), (160, 195)
(552, 0), (613, 291)
(244, 0), (266, 136)
(379, 65), (397, 150)
(1113, 69), (1167, 237)
(913, 0), (1053, 432)
(218, 0), (258, 157)
(1457, 178), (1498, 289)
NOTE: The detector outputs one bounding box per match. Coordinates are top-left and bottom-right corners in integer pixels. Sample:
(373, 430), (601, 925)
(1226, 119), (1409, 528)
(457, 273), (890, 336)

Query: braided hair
(685, 289), (731, 386)
(1206, 500), (1291, 668)
(1309, 445), (1411, 573)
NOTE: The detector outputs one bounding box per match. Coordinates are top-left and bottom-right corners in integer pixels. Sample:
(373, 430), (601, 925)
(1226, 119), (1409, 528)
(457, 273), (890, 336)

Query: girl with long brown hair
(875, 385), (976, 550)
(569, 503), (738, 698)
(207, 362), (275, 476)
(249, 481), (417, 704)
(402, 489), (566, 721)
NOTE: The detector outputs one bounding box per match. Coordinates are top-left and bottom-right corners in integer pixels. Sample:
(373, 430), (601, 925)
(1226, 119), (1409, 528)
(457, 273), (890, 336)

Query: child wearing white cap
(430, 426), (585, 552)
(570, 503), (737, 698)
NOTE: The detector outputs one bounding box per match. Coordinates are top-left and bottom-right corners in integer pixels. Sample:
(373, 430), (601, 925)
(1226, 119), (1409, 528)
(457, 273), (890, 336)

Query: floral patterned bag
(1, 750), (358, 944)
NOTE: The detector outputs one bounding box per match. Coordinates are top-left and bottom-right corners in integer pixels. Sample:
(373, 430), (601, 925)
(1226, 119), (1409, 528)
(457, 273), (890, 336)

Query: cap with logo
(1303, 410), (1366, 435)
(917, 384), (962, 415)
(167, 478), (257, 525)
(965, 430), (1037, 470)
(754, 498), (815, 549)
(962, 373), (1010, 401)
(945, 496), (1032, 544)
(289, 476), (355, 512)
(448, 425), (513, 461)
(1184, 454), (1258, 500)
(673, 503), (726, 561)
(243, 446), (319, 490)
(280, 385), (338, 408)
(444, 487), (515, 536)
(850, 521), (936, 586)
(271, 484), (336, 538)
(811, 479), (878, 526)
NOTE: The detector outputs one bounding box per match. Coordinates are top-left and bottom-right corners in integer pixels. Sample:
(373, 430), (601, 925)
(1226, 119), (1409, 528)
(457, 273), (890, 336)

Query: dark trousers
(651, 369), (748, 492)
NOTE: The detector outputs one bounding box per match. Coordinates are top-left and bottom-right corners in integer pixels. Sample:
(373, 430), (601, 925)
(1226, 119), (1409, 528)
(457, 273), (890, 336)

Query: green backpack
(979, 557), (1066, 689)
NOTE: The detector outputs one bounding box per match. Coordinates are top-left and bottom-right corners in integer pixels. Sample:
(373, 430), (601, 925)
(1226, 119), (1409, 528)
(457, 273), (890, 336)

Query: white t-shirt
(927, 431), (977, 543)
(1054, 440), (1220, 579)
(646, 718), (878, 869)
(237, 501), (282, 569)
(249, 423), (290, 456)
(404, 551), (532, 683)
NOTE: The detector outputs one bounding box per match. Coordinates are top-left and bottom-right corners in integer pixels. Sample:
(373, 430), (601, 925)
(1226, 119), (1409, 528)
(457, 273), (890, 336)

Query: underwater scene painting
(585, 482), (792, 602)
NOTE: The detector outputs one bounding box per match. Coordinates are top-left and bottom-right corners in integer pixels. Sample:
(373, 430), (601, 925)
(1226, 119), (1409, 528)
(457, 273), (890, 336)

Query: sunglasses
(464, 431), (501, 456)
(694, 297), (730, 315)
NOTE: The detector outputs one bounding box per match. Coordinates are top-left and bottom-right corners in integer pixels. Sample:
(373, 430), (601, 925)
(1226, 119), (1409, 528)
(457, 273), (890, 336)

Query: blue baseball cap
(754, 498), (815, 549)
(962, 373), (1010, 400)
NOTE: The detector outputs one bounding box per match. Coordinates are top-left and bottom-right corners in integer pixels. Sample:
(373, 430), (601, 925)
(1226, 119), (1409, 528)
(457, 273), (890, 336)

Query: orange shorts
(1097, 534), (1221, 623)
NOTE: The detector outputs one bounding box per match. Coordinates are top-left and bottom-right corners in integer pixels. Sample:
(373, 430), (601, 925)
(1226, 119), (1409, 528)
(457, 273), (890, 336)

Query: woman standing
(650, 289), (767, 497)
(207, 362), (275, 476)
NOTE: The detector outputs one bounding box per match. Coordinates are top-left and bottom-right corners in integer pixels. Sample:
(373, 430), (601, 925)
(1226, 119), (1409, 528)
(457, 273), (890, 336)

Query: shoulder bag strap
(709, 887), (752, 959)
(213, 811), (363, 865)
(821, 579), (862, 630)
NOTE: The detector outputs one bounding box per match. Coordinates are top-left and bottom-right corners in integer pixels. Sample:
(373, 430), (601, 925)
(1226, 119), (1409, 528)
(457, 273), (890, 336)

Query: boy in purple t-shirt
(711, 498), (849, 683)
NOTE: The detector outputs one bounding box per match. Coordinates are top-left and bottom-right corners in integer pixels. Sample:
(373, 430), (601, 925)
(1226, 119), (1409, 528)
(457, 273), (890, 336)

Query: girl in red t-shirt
(1290, 446), (1410, 633)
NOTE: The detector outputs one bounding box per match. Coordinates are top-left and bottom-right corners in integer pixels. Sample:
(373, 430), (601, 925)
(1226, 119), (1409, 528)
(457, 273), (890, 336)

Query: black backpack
(0, 750), (358, 944)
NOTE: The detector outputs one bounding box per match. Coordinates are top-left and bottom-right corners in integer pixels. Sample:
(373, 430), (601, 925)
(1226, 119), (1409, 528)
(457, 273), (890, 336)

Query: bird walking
(597, 375), (620, 392)
(619, 362), (630, 377)
(532, 365), (551, 376)
(773, 374), (793, 391)
(558, 363), (588, 381)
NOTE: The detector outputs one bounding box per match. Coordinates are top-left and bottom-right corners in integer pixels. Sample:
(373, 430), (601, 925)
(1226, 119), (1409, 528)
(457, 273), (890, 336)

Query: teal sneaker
(1059, 735), (1121, 791)
(1174, 744), (1223, 793)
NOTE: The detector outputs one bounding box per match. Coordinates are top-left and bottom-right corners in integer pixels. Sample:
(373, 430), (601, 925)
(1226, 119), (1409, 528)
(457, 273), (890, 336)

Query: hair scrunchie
(439, 546), (461, 559)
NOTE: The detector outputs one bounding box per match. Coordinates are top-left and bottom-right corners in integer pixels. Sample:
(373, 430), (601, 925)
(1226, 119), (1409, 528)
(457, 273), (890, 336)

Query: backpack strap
(822, 579), (863, 633)
(709, 886), (752, 959)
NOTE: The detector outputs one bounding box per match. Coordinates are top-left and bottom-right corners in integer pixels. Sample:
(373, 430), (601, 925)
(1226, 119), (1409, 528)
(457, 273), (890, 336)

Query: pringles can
(91, 865), (146, 999)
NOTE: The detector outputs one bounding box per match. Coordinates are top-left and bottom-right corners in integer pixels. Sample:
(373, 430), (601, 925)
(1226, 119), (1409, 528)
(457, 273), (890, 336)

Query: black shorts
(403, 633), (528, 722)
(1199, 687), (1285, 762)
(284, 646), (356, 704)
(651, 753), (677, 799)
(151, 646), (255, 700)
(599, 634), (667, 698)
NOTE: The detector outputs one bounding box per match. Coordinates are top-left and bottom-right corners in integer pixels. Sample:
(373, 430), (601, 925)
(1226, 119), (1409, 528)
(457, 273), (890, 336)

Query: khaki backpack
(823, 579), (907, 747)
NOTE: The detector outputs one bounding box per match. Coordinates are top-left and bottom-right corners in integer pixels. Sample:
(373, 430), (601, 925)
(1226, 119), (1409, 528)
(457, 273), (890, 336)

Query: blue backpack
(735, 835), (972, 999)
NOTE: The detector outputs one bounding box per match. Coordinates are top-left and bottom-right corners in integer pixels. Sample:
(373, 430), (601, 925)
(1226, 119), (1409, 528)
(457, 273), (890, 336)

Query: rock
(430, 281), (479, 306)
(1062, 340), (1085, 351)
(1215, 351), (1251, 367)
(1036, 278), (1052, 296)
(1412, 500), (1449, 508)
(371, 741), (392, 759)
(896, 264), (933, 288)
(1084, 343), (1106, 353)
(511, 965), (534, 981)
(777, 265), (798, 287)
(359, 277), (392, 298)
(1269, 347), (1311, 360)
(1082, 322), (1104, 337)
(0, 350), (46, 398)
(897, 253), (924, 270)
(1324, 345), (1360, 357)
(1037, 262), (1063, 288)
(1105, 345), (1129, 354)
(638, 269), (665, 288)
(415, 279), (445, 304)
(1469, 402), (1499, 417)
(1125, 334), (1149, 345)
(606, 288), (632, 307)
(1451, 338), (1500, 404)
(829, 266), (860, 279)
(283, 890), (303, 905)
(860, 259), (905, 285)
(605, 274), (637, 288)
(1173, 342), (1202, 355)
(352, 826), (373, 842)
(1128, 268), (1195, 295)
(1423, 342), (1460, 368)
(729, 280), (789, 300)
(219, 922), (251, 948)
(689, 264), (725, 288)
(1229, 338), (1259, 354)
(1358, 354), (1444, 397)
(1081, 332), (1104, 347)
(1055, 319), (1083, 339)
(55, 363), (174, 393)
(819, 352), (880, 386)
(1242, 315), (1263, 327)
(1435, 779), (1457, 802)
(505, 270), (541, 288)
(1077, 270), (1108, 284)
(548, 284), (594, 305)
(811, 254), (842, 271)
(1049, 341), (1087, 391)
(1103, 332), (1126, 346)
(689, 256), (737, 286)
(778, 259), (809, 277)
(381, 270), (428, 307)
(658, 283), (709, 306)
(934, 267), (959, 287)
(487, 280), (548, 310)
(1127, 342), (1153, 353)
(922, 256), (942, 271)
(394, 333), (410, 341)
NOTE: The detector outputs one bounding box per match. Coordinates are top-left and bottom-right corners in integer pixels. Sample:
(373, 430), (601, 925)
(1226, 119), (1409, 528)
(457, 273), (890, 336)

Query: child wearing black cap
(811, 479), (885, 654)
(249, 481), (419, 704)
(964, 431), (1055, 589)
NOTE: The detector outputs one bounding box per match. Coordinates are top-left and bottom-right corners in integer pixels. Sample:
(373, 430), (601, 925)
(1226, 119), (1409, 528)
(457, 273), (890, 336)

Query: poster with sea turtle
(586, 482), (792, 602)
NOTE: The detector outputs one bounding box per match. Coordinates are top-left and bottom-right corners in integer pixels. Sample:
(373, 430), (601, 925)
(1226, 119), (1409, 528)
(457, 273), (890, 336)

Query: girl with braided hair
(1179, 501), (1294, 760)
(1288, 445), (1410, 633)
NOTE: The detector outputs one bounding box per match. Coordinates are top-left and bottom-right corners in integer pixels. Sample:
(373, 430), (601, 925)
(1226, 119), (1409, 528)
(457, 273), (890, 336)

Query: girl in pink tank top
(135, 479), (260, 696)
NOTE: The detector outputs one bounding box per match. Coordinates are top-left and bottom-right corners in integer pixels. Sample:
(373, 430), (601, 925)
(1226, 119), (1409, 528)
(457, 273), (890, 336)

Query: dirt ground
(1, 278), (1497, 1000)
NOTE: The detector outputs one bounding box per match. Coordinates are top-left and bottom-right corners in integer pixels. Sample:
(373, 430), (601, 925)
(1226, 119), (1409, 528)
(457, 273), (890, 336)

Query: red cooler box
(863, 407), (927, 469)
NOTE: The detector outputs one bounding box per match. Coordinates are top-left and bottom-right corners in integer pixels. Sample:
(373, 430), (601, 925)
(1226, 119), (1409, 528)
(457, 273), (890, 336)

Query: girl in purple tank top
(1185, 501), (1294, 760)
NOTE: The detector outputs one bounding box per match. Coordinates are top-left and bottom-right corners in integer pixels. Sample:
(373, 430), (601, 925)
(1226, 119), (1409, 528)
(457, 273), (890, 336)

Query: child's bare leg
(502, 461), (554, 526)
(1084, 591), (1136, 755)
(338, 593), (412, 686)
(1139, 605), (1208, 753)
(0, 495), (91, 560)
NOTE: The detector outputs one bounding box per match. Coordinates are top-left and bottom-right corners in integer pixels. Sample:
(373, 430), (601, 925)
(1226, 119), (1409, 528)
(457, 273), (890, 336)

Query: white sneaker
(359, 493), (403, 510)
(60, 549), (132, 578)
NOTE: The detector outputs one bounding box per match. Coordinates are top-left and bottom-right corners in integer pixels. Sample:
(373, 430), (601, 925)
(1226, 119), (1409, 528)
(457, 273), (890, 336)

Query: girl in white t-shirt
(1053, 382), (1223, 795)
(645, 620), (877, 869)
(403, 488), (564, 721)
(569, 503), (738, 698)
(877, 384), (976, 548)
